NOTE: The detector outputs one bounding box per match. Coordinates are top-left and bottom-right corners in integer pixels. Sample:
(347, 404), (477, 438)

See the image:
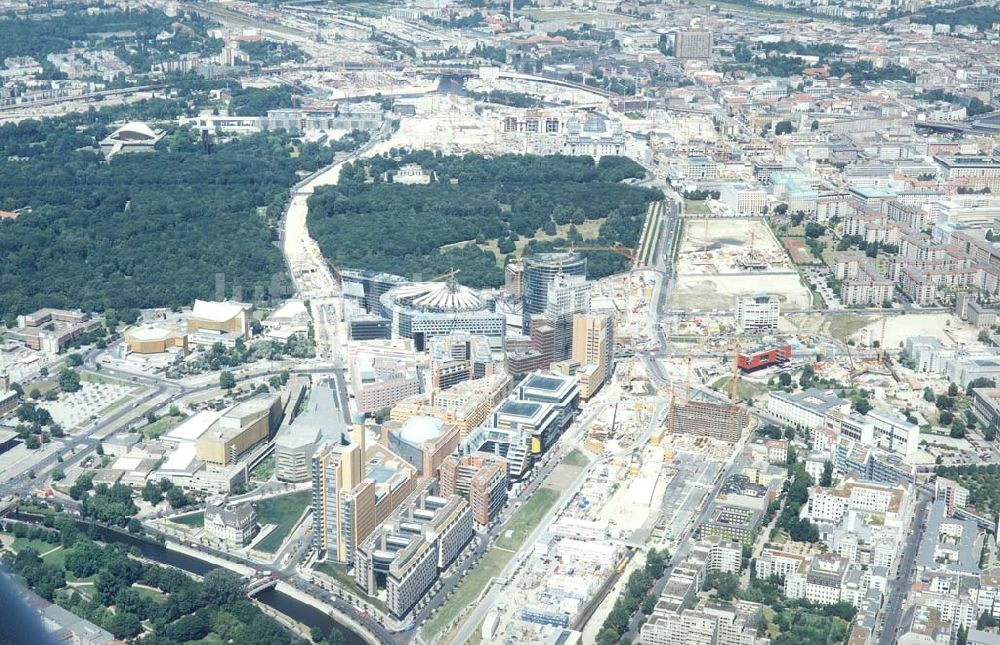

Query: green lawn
(683, 199), (711, 215)
(30, 380), (59, 395)
(562, 448), (590, 468)
(711, 375), (773, 401)
(421, 549), (508, 641)
(170, 511), (205, 528)
(684, 0), (849, 21)
(131, 585), (167, 603)
(421, 486), (562, 640)
(252, 490), (310, 553)
(41, 546), (68, 569)
(80, 372), (130, 386)
(495, 487), (559, 551)
(141, 414), (186, 440)
(67, 572), (98, 584)
(12, 537), (61, 555)
(313, 561), (388, 613)
(250, 454), (275, 482)
(827, 315), (876, 342)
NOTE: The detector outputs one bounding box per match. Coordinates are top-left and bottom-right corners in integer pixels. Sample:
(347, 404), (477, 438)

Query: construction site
(671, 218), (811, 312)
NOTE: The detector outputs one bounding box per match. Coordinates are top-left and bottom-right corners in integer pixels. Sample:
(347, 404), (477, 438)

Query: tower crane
(555, 244), (637, 261)
(685, 349), (694, 404)
(879, 314), (887, 366)
(727, 342), (747, 441)
(729, 342), (742, 404)
(428, 267), (461, 283)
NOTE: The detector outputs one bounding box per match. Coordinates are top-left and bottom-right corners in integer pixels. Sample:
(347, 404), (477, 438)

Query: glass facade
(521, 252), (586, 333)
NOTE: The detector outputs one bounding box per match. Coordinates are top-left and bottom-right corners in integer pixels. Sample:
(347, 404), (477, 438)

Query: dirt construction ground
(671, 218), (810, 311)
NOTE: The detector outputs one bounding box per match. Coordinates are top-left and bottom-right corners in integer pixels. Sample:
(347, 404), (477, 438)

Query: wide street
(416, 400), (610, 644)
(878, 493), (930, 645)
(622, 425), (752, 641)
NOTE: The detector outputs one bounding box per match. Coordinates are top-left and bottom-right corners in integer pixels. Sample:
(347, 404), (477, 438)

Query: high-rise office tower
(674, 29), (713, 59)
(522, 252), (586, 333)
(544, 274), (591, 361)
(311, 426), (365, 562)
(572, 313), (614, 392)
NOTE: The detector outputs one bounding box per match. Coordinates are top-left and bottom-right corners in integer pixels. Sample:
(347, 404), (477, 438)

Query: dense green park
(936, 464), (1000, 519)
(0, 111), (365, 319)
(307, 152), (662, 288)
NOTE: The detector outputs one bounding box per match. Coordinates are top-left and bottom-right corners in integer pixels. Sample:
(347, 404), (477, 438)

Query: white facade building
(720, 183), (768, 216)
(734, 293), (780, 333)
(766, 389), (851, 430)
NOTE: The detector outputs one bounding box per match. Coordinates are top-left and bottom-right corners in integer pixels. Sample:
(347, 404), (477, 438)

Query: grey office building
(522, 252), (586, 333)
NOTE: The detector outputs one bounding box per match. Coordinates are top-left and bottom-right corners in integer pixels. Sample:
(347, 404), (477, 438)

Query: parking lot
(41, 379), (139, 430)
(802, 265), (842, 309)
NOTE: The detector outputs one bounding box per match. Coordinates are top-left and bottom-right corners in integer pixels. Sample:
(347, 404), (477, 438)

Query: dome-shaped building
(399, 416), (446, 445)
(108, 122), (159, 142)
(384, 415), (459, 477)
(380, 280), (505, 351)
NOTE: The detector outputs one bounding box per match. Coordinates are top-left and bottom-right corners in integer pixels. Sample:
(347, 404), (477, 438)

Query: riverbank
(165, 539), (256, 576)
(277, 581), (380, 645)
(11, 513), (374, 645)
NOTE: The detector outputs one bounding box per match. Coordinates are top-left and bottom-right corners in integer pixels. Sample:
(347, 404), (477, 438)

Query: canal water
(13, 513), (366, 645)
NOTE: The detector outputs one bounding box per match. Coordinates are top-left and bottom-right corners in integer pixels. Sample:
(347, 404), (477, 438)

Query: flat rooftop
(282, 383), (346, 446)
(164, 409), (225, 443)
(935, 155), (1000, 166)
(499, 400), (543, 418)
(917, 497), (980, 575)
(524, 375), (565, 392)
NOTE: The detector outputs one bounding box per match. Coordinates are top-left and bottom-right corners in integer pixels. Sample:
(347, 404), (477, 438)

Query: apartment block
(670, 400), (748, 442)
(439, 453), (508, 525)
(355, 489), (473, 617)
(766, 388), (850, 430)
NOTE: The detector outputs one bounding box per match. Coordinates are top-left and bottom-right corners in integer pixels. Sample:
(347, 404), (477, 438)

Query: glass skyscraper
(521, 252), (586, 333)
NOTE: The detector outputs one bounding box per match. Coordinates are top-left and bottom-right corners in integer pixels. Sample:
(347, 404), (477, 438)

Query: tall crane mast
(730, 343), (742, 404)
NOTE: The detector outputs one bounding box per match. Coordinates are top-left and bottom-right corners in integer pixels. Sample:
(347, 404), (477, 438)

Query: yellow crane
(727, 342), (746, 441)
(686, 349), (694, 403)
(556, 244), (637, 261)
(428, 267), (461, 282)
(879, 314), (888, 365)
(730, 342), (742, 404)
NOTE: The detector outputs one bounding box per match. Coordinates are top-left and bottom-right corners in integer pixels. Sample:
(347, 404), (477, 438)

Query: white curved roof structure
(400, 416), (445, 445)
(191, 299), (246, 323)
(388, 281), (484, 313)
(109, 121), (158, 141)
(111, 121), (156, 141)
(126, 325), (177, 341)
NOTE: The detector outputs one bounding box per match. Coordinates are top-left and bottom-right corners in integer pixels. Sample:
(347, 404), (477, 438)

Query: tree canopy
(0, 7), (220, 79)
(0, 113), (360, 317)
(2, 521), (307, 644)
(307, 151), (661, 288)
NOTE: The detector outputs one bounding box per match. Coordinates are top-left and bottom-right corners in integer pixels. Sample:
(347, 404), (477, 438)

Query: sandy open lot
(861, 312), (979, 348)
(783, 311), (980, 347)
(672, 273), (811, 311)
(676, 218), (792, 273)
(672, 218), (808, 311)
